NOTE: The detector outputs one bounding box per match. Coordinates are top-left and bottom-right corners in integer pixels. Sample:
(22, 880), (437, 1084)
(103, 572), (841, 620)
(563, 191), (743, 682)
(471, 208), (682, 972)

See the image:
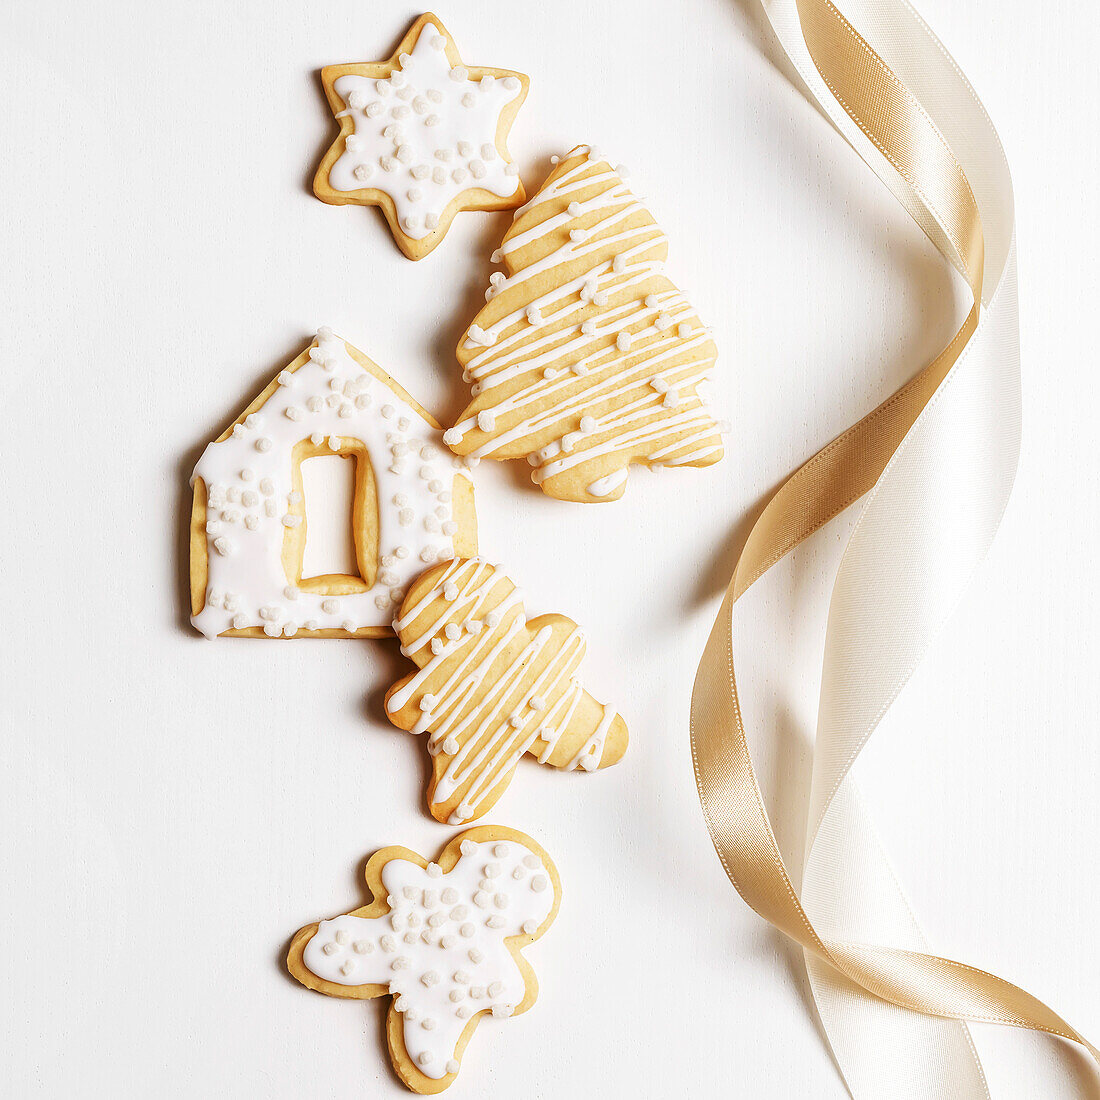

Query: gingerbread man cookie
(287, 826), (560, 1094)
(314, 13), (529, 259)
(443, 145), (726, 500)
(385, 557), (628, 824)
(189, 327), (477, 639)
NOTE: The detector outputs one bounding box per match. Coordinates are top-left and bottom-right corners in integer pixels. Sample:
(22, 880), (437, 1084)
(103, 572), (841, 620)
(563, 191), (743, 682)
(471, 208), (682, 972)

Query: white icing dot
(531, 875), (548, 892)
(468, 947), (484, 963)
(418, 1053), (432, 1067)
(322, 598), (340, 614)
(678, 322), (693, 338)
(450, 65), (468, 81)
(456, 1006), (472, 1019)
(492, 1004), (512, 1018)
(421, 970), (440, 987)
(426, 863), (443, 879)
(255, 437), (272, 452)
(579, 416), (597, 433)
(461, 92), (476, 108)
(445, 1058), (460, 1074)
(477, 411), (495, 432)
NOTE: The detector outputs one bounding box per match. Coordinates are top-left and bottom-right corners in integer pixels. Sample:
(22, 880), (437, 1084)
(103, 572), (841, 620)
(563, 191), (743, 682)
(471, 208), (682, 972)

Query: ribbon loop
(691, 1), (1095, 1094)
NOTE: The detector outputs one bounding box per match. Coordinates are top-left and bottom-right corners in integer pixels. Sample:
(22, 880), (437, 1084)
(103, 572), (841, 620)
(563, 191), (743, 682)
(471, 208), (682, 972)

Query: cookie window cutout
(189, 328), (478, 639)
(314, 12), (530, 260)
(444, 146), (727, 501)
(385, 558), (628, 824)
(287, 826), (561, 1094)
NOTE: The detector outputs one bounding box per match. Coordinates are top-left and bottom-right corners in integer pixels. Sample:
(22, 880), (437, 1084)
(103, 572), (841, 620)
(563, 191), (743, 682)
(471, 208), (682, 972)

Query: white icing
(586, 469), (628, 498)
(327, 21), (523, 239)
(387, 559), (621, 821)
(303, 838), (554, 1080)
(445, 147), (723, 499)
(192, 329), (471, 638)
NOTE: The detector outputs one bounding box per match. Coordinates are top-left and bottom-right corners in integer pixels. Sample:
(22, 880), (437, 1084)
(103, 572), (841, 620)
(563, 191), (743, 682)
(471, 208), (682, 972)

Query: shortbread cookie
(287, 825), (560, 1094)
(314, 13), (529, 260)
(385, 558), (628, 824)
(189, 327), (477, 639)
(443, 145), (725, 501)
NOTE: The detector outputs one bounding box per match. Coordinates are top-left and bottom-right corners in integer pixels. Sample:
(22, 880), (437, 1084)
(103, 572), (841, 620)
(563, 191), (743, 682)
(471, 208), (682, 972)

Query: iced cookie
(189, 327), (477, 639)
(443, 145), (726, 501)
(287, 826), (560, 1094)
(385, 558), (628, 824)
(313, 13), (529, 259)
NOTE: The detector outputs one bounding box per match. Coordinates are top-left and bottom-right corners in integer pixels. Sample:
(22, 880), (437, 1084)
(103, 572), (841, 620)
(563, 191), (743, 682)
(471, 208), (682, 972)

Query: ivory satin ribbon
(690, 1), (1097, 1095)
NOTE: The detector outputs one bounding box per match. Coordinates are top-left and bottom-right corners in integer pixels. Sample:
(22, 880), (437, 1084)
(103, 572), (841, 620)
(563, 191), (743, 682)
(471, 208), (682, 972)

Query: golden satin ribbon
(690, 0), (1098, 1089)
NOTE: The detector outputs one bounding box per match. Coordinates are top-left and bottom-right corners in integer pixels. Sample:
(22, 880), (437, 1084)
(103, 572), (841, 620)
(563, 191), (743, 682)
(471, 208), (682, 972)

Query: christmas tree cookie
(385, 558), (628, 824)
(443, 146), (725, 501)
(313, 13), (529, 259)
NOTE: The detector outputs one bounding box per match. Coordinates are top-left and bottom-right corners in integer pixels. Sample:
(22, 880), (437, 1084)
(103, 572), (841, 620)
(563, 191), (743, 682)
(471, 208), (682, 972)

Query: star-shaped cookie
(314, 13), (530, 259)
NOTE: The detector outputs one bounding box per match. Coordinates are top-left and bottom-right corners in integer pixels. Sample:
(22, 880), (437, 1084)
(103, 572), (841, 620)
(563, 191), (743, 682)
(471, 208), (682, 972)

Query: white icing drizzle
(586, 469), (628, 498)
(386, 559), (623, 822)
(326, 20), (524, 239)
(191, 329), (472, 638)
(443, 147), (724, 500)
(303, 838), (554, 1081)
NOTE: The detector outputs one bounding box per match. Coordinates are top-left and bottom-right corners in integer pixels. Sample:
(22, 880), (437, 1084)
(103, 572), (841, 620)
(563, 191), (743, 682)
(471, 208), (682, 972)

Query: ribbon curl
(691, 0), (1097, 1094)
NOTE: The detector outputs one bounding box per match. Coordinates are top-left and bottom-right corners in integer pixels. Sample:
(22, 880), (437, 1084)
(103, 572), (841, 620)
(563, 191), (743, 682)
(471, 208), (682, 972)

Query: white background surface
(2, 1), (1099, 1096)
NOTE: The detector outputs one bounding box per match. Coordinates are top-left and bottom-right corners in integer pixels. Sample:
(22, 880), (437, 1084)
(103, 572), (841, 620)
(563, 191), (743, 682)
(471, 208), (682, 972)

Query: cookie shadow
(361, 637), (440, 818)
